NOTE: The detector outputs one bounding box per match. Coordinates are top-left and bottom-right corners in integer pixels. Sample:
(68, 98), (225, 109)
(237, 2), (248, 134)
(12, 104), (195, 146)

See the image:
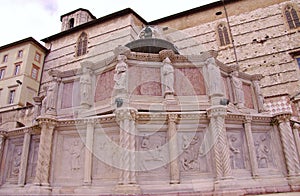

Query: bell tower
(60, 8), (96, 31)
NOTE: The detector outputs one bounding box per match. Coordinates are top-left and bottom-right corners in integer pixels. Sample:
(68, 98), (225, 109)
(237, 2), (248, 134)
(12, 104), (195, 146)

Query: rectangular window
(8, 90), (15, 104)
(14, 63), (21, 75)
(3, 54), (8, 63)
(31, 64), (39, 80)
(0, 68), (5, 79)
(17, 50), (23, 58)
(34, 52), (41, 63)
(297, 57), (300, 69)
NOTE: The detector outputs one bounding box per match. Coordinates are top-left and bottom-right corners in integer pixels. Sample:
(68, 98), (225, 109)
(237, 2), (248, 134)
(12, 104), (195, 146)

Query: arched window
(284, 5), (300, 29)
(217, 23), (231, 47)
(69, 18), (74, 29)
(76, 32), (88, 56)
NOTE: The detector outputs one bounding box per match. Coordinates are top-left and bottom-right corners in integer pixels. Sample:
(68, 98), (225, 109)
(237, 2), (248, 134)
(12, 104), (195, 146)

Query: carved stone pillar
(207, 106), (232, 180)
(83, 120), (95, 185)
(243, 116), (258, 177)
(0, 133), (5, 165)
(34, 118), (56, 186)
(167, 113), (180, 184)
(293, 123), (300, 161)
(18, 129), (31, 186)
(276, 114), (300, 177)
(114, 108), (140, 194)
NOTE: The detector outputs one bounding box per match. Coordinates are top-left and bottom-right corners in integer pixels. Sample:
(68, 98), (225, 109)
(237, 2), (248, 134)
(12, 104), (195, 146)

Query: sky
(0, 0), (219, 46)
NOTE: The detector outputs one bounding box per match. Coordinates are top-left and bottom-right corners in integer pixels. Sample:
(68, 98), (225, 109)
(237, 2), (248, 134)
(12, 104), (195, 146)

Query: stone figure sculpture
(41, 79), (58, 116)
(231, 71), (245, 108)
(162, 57), (174, 94)
(228, 135), (241, 169)
(253, 80), (267, 112)
(206, 57), (223, 96)
(80, 67), (92, 107)
(255, 135), (270, 168)
(114, 55), (128, 92)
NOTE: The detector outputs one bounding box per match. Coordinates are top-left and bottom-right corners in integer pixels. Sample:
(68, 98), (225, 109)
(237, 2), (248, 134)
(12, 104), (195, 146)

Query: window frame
(14, 62), (21, 76)
(283, 4), (300, 30)
(0, 68), (5, 79)
(216, 22), (232, 47)
(31, 64), (39, 80)
(8, 89), (16, 104)
(34, 51), (41, 63)
(2, 54), (8, 63)
(17, 50), (23, 58)
(76, 32), (88, 57)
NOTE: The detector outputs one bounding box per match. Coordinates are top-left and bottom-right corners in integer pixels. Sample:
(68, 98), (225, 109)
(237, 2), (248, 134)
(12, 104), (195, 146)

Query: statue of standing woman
(231, 71), (245, 108)
(206, 57), (224, 96)
(114, 55), (128, 93)
(162, 57), (174, 95)
(80, 67), (92, 107)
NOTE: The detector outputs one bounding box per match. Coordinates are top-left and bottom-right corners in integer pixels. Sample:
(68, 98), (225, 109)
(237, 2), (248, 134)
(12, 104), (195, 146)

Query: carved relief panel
(137, 131), (169, 180)
(226, 130), (247, 170)
(2, 136), (23, 184)
(93, 130), (120, 181)
(52, 131), (85, 185)
(178, 131), (211, 173)
(252, 131), (274, 169)
(26, 135), (40, 184)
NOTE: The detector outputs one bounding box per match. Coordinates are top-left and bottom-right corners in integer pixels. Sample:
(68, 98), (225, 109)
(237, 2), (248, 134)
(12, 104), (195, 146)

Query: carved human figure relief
(255, 134), (270, 168)
(68, 140), (84, 171)
(113, 55), (128, 91)
(228, 135), (241, 169)
(181, 135), (201, 171)
(231, 71), (245, 108)
(42, 79), (59, 115)
(12, 149), (22, 176)
(253, 80), (267, 112)
(80, 67), (92, 107)
(162, 57), (174, 94)
(206, 57), (224, 96)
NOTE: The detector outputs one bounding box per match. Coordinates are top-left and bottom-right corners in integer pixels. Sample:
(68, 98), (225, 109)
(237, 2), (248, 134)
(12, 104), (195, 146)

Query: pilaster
(0, 133), (5, 165)
(167, 113), (180, 184)
(243, 116), (258, 178)
(293, 123), (300, 162)
(83, 119), (95, 185)
(18, 129), (31, 186)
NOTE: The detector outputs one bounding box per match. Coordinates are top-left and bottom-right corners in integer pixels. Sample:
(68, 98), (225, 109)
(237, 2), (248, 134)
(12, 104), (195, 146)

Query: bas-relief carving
(227, 132), (246, 170)
(253, 132), (273, 169)
(3, 138), (23, 184)
(178, 132), (210, 173)
(113, 55), (128, 93)
(54, 134), (85, 182)
(138, 132), (169, 174)
(41, 79), (59, 115)
(93, 133), (120, 179)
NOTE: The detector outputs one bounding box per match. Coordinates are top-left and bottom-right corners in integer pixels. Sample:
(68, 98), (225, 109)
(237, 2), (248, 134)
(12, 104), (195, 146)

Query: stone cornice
(3, 125), (40, 137)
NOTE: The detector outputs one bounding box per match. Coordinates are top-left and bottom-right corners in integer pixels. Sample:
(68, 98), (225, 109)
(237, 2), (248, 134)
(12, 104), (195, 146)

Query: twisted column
(244, 116), (258, 177)
(83, 120), (95, 185)
(115, 108), (138, 185)
(0, 134), (5, 165)
(167, 113), (180, 184)
(276, 114), (300, 176)
(34, 118), (56, 186)
(293, 123), (300, 163)
(208, 106), (232, 179)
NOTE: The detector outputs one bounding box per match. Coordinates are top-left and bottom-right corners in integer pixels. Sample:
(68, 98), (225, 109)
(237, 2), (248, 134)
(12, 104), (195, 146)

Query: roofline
(0, 37), (48, 53)
(42, 8), (148, 43)
(60, 8), (97, 21)
(149, 0), (236, 25)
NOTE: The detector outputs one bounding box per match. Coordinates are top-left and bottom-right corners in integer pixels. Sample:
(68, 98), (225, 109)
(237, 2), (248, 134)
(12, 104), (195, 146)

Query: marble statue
(162, 57), (174, 94)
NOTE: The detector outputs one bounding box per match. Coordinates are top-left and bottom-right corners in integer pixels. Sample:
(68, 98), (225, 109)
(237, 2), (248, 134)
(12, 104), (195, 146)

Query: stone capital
(167, 113), (178, 123)
(207, 106), (227, 118)
(36, 117), (57, 129)
(274, 113), (291, 123)
(244, 116), (252, 123)
(293, 123), (300, 130)
(114, 108), (138, 122)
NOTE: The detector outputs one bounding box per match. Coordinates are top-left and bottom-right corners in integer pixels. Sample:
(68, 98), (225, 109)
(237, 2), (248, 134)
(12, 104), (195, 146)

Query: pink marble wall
(243, 83), (254, 109)
(95, 70), (114, 102)
(130, 66), (162, 96)
(175, 68), (206, 96)
(61, 82), (74, 109)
